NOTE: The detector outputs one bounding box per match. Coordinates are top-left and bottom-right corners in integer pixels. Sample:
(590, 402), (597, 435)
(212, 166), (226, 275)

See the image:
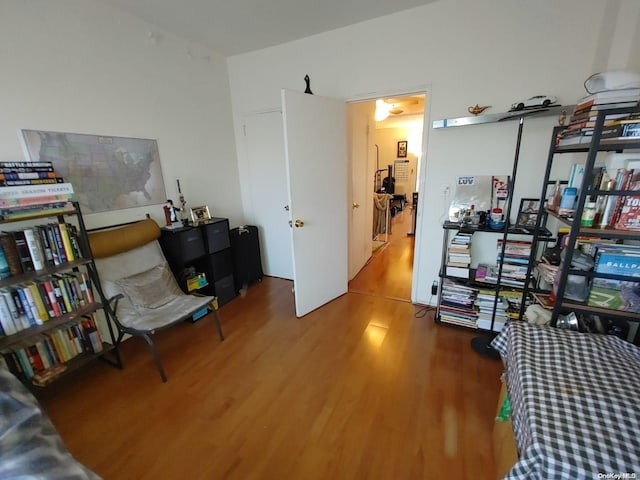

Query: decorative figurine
(163, 199), (182, 229)
(176, 179), (189, 224)
(558, 109), (567, 126)
(304, 74), (313, 95)
(468, 104), (491, 115)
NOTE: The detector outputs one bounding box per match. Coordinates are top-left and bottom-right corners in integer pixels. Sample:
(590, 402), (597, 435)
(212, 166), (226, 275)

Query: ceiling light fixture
(375, 99), (390, 121)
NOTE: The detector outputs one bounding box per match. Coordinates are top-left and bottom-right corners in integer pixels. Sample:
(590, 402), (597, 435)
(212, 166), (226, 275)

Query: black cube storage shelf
(159, 217), (237, 307)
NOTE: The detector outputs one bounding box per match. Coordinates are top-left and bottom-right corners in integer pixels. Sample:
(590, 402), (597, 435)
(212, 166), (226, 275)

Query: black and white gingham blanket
(492, 322), (640, 479)
(0, 367), (100, 479)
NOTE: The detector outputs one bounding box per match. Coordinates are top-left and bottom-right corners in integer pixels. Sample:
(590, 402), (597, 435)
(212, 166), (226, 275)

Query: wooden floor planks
(38, 211), (503, 479)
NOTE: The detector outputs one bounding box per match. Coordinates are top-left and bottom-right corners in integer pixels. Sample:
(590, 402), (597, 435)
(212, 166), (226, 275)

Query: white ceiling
(101, 0), (438, 56)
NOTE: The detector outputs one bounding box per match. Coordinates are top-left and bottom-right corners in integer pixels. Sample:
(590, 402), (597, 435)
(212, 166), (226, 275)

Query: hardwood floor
(38, 218), (503, 479)
(349, 208), (415, 301)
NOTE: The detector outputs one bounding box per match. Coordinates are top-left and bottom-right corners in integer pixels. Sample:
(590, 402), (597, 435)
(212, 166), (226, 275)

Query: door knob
(284, 205), (290, 211)
(294, 219), (304, 228)
(352, 202), (360, 209)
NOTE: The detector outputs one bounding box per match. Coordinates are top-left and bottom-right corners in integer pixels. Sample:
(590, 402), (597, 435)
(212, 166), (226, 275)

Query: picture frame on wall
(516, 198), (541, 227)
(397, 140), (407, 158)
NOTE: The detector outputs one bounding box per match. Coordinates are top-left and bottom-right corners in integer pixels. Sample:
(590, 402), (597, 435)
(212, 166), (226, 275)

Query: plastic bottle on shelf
(470, 204), (480, 225)
(581, 202), (597, 227)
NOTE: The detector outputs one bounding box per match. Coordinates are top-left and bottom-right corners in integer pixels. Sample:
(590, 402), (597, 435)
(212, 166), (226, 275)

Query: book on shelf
(0, 161), (54, 171)
(12, 230), (35, 273)
(0, 233), (22, 276)
(615, 195), (640, 231)
(0, 292), (19, 336)
(476, 318), (506, 332)
(0, 245), (9, 280)
(448, 254), (471, 263)
(0, 194), (73, 208)
(57, 222), (76, 262)
(574, 89), (640, 111)
(1, 289), (26, 332)
(445, 265), (469, 279)
(446, 231), (472, 278)
(586, 245), (640, 313)
(0, 171), (57, 180)
(0, 178), (65, 187)
(568, 163), (586, 192)
(0, 201), (75, 220)
(23, 228), (46, 271)
(0, 182), (74, 201)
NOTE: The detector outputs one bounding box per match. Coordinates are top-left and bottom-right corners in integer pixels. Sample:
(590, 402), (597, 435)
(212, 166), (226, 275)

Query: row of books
(0, 222), (82, 279)
(586, 243), (640, 314)
(472, 240), (532, 288)
(475, 263), (528, 288)
(445, 232), (472, 278)
(0, 161), (61, 186)
(557, 88), (640, 146)
(1, 315), (104, 385)
(595, 166), (640, 231)
(0, 272), (95, 337)
(438, 279), (478, 328)
(0, 161), (74, 213)
(475, 289), (507, 331)
(439, 279), (520, 332)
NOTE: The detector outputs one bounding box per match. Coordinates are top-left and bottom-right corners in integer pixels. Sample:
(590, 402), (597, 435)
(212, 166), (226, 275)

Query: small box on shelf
(186, 272), (208, 292)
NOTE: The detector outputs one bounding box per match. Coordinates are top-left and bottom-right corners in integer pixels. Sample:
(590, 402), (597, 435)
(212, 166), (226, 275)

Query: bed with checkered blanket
(491, 322), (640, 479)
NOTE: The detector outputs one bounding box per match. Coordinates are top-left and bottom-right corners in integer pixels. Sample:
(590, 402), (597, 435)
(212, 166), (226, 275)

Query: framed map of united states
(20, 129), (167, 214)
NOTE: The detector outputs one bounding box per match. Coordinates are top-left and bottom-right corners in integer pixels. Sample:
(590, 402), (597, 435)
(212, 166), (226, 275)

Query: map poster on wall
(20, 130), (167, 214)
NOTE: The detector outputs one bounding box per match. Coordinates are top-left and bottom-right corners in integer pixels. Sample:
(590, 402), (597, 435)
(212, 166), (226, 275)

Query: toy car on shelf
(510, 95), (557, 111)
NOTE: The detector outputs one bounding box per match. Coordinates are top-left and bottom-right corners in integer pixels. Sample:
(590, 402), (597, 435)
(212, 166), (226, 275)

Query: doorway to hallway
(348, 207), (415, 302)
(347, 93), (424, 303)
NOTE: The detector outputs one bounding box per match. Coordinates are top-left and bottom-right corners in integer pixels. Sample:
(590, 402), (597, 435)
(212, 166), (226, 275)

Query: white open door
(347, 105), (372, 280)
(281, 89), (348, 317)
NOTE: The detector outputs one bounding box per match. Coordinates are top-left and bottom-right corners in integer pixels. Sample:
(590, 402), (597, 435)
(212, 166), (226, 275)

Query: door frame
(346, 84), (432, 304)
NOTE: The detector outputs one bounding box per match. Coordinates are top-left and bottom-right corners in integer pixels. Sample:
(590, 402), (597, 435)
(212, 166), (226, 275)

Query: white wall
(375, 126), (421, 198)
(0, 0), (243, 229)
(228, 0), (640, 305)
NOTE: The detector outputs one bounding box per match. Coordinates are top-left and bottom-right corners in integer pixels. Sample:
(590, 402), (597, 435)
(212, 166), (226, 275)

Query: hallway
(349, 206), (415, 302)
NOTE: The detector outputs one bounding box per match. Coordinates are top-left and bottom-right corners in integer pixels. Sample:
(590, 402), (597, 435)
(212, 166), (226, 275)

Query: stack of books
(558, 88), (640, 146)
(536, 257), (559, 286)
(438, 279), (478, 328)
(445, 232), (472, 279)
(502, 290), (525, 320)
(0, 161), (74, 221)
(475, 289), (507, 331)
(587, 244), (640, 313)
(492, 239), (532, 288)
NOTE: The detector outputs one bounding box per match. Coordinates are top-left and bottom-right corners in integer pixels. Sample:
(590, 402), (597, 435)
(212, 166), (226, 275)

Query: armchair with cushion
(88, 219), (223, 382)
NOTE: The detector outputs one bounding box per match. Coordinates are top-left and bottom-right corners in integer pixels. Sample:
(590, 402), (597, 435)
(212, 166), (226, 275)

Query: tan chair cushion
(89, 219), (160, 259)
